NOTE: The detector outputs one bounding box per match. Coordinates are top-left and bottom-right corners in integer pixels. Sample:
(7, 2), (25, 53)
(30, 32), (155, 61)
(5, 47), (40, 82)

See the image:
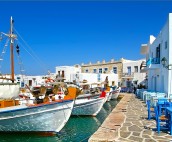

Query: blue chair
(166, 107), (172, 135)
(155, 101), (172, 134)
(157, 98), (168, 114)
(155, 106), (168, 134)
(147, 100), (156, 120)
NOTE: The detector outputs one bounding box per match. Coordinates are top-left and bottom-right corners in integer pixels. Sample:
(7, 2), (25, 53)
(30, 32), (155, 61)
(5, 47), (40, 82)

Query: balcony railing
(122, 72), (134, 78)
(146, 57), (160, 66)
(56, 75), (65, 79)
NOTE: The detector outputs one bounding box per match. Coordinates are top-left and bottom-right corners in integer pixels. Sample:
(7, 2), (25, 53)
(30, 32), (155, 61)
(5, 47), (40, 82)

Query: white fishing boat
(111, 87), (121, 100)
(0, 17), (78, 132)
(103, 87), (111, 103)
(72, 97), (105, 116)
(107, 92), (112, 101)
(106, 92), (112, 102)
(0, 98), (74, 132)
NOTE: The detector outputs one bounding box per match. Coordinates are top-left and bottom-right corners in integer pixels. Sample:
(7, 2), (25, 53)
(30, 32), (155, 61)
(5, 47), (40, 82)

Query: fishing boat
(111, 87), (121, 100)
(107, 92), (112, 101)
(72, 96), (105, 116)
(71, 87), (105, 116)
(0, 17), (78, 132)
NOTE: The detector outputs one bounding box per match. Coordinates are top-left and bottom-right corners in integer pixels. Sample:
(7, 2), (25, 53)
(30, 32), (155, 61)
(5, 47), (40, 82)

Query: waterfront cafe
(138, 13), (172, 135)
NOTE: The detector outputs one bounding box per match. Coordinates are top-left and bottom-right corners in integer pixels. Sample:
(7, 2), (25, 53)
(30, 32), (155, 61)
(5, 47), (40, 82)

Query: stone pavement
(89, 93), (172, 142)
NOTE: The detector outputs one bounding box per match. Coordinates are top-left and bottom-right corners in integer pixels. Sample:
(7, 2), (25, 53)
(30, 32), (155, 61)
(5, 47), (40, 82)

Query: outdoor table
(166, 107), (172, 135)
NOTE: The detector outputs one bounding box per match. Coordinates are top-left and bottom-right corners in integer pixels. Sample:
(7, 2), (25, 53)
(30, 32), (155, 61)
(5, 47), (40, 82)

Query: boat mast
(0, 17), (17, 82)
(10, 16), (15, 83)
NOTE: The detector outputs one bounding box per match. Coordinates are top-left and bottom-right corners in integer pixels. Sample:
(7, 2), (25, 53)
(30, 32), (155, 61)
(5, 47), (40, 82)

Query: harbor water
(0, 100), (118, 142)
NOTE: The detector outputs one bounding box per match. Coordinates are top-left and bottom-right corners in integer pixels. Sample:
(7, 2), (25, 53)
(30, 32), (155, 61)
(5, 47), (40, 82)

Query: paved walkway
(89, 93), (172, 142)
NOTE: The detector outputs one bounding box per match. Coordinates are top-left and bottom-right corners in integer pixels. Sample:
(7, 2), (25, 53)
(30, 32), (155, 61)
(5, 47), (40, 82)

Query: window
(113, 67), (117, 74)
(62, 70), (65, 77)
(156, 44), (160, 58)
(126, 80), (131, 87)
(85, 69), (88, 73)
(58, 71), (60, 76)
(97, 74), (101, 81)
(93, 69), (97, 73)
(99, 68), (102, 73)
(104, 68), (108, 73)
(165, 41), (168, 49)
(29, 80), (32, 86)
(134, 66), (138, 73)
(133, 80), (138, 85)
(127, 66), (131, 75)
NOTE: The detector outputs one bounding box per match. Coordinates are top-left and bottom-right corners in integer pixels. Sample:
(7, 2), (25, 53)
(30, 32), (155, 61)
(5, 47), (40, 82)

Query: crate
(0, 100), (15, 108)
(15, 100), (19, 106)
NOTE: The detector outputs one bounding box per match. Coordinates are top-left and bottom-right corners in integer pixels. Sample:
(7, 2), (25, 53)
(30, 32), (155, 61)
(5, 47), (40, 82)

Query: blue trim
(0, 99), (73, 114)
(146, 57), (160, 66)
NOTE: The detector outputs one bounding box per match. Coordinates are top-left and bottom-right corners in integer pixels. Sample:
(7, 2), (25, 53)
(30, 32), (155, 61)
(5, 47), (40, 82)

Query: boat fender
(62, 87), (68, 95)
(58, 96), (62, 99)
(43, 95), (50, 103)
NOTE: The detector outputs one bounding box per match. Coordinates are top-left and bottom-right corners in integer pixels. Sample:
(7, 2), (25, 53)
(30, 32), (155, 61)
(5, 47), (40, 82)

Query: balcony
(122, 72), (134, 79)
(55, 75), (65, 81)
(146, 57), (161, 69)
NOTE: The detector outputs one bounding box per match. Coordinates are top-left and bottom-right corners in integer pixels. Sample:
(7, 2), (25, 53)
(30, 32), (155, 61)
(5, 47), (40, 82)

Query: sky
(0, 1), (172, 75)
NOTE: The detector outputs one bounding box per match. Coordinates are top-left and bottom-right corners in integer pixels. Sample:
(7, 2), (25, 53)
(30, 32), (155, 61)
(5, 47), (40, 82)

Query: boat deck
(89, 93), (172, 142)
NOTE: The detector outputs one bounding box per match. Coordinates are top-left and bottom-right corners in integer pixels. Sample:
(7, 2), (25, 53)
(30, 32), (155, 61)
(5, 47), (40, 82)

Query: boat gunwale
(0, 99), (74, 114)
(74, 97), (104, 107)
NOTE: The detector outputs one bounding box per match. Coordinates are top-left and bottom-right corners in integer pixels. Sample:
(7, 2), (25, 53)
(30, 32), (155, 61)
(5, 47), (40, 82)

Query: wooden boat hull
(0, 100), (74, 132)
(72, 97), (104, 116)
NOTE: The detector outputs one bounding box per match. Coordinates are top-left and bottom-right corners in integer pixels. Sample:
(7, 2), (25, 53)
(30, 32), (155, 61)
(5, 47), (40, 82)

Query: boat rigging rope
(14, 28), (48, 74)
(14, 41), (25, 78)
(0, 38), (9, 74)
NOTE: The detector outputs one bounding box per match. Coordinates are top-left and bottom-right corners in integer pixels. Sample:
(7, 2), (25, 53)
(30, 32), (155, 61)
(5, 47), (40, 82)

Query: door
(161, 75), (164, 92)
(154, 77), (157, 92)
(127, 67), (131, 75)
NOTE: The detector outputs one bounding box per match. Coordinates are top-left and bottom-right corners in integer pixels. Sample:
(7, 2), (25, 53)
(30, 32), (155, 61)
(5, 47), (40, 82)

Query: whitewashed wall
(55, 66), (81, 82)
(147, 13), (172, 95)
(70, 73), (118, 86)
(122, 59), (146, 87)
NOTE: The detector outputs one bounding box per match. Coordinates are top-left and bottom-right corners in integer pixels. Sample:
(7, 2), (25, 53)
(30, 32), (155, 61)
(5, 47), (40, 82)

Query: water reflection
(56, 116), (101, 142)
(0, 100), (118, 142)
(57, 100), (118, 142)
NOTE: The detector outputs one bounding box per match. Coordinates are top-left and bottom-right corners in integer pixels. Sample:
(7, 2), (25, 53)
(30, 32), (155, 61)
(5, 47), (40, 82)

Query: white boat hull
(107, 92), (112, 101)
(72, 97), (104, 116)
(111, 91), (119, 100)
(104, 92), (110, 103)
(0, 100), (74, 132)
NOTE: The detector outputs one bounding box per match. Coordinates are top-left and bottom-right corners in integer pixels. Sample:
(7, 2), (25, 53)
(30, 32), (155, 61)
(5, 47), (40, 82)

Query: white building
(16, 75), (47, 87)
(121, 59), (147, 88)
(55, 65), (118, 86)
(70, 73), (118, 86)
(55, 65), (81, 82)
(140, 13), (172, 96)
